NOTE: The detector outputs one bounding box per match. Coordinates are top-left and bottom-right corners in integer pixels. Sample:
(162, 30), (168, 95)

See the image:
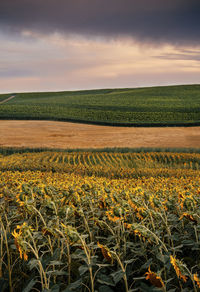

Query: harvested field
(0, 120), (200, 149)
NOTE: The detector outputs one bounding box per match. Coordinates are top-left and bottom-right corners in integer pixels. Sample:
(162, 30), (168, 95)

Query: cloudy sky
(0, 0), (200, 93)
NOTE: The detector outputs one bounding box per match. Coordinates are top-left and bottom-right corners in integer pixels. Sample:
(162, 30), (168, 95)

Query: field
(1, 121), (200, 149)
(0, 94), (11, 103)
(1, 150), (200, 177)
(0, 85), (200, 126)
(1, 84), (200, 291)
(1, 150), (200, 292)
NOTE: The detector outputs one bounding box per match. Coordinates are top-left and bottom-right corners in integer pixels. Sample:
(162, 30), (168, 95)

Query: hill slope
(0, 84), (200, 126)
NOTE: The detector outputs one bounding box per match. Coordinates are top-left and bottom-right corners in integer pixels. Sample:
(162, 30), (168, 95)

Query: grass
(0, 84), (200, 126)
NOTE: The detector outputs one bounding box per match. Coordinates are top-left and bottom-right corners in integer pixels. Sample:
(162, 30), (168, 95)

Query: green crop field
(0, 84), (200, 126)
(0, 94), (11, 103)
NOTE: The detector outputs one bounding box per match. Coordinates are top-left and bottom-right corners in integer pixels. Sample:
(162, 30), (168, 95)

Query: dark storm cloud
(0, 0), (200, 44)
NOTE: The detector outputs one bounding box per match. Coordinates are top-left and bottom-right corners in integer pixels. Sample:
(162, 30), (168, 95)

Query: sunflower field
(0, 151), (200, 292)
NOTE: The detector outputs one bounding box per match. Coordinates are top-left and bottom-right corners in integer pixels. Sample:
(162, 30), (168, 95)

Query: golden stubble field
(0, 120), (200, 149)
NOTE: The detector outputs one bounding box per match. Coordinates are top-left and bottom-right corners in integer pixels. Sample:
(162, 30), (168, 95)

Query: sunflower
(193, 273), (200, 288)
(12, 228), (28, 261)
(145, 266), (164, 288)
(180, 213), (197, 224)
(170, 256), (187, 282)
(97, 242), (113, 263)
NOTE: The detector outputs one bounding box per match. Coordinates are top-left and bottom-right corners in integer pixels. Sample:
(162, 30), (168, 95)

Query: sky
(0, 0), (200, 93)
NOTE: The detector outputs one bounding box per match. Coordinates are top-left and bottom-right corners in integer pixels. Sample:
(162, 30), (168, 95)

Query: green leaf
(78, 265), (88, 276)
(181, 240), (194, 246)
(46, 271), (68, 276)
(98, 285), (114, 292)
(124, 258), (136, 264)
(51, 284), (60, 292)
(133, 276), (146, 280)
(111, 270), (124, 285)
(165, 277), (174, 284)
(22, 278), (37, 292)
(28, 259), (38, 270)
(61, 289), (72, 292)
(97, 273), (115, 287)
(174, 244), (183, 250)
(138, 282), (162, 291)
(67, 279), (82, 290)
(10, 244), (17, 250)
(141, 258), (153, 270)
(49, 261), (64, 266)
(156, 253), (169, 264)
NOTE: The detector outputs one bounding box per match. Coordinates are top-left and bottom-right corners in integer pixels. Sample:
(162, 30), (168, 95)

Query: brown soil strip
(0, 95), (16, 104)
(0, 120), (200, 149)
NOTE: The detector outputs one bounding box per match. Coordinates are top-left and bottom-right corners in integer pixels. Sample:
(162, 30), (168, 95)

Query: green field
(0, 84), (200, 126)
(0, 94), (11, 103)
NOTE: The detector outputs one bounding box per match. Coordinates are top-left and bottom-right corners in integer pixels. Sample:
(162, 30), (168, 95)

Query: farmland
(1, 150), (200, 291)
(0, 85), (200, 126)
(0, 94), (11, 103)
(1, 150), (200, 177)
(1, 85), (200, 291)
(1, 121), (200, 149)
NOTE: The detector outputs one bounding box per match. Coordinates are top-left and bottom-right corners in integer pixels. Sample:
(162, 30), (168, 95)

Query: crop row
(0, 152), (199, 177)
